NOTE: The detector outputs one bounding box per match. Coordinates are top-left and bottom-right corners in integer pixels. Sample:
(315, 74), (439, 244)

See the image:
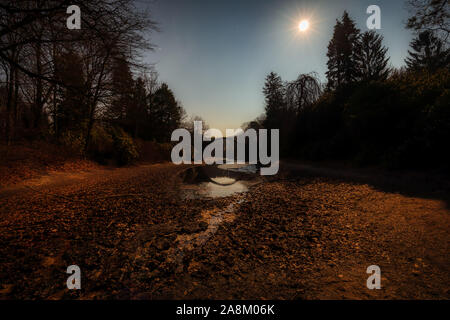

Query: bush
(59, 125), (140, 165)
(89, 124), (115, 164)
(59, 130), (85, 156)
(110, 127), (139, 165)
(290, 68), (449, 170)
(134, 139), (173, 163)
(158, 142), (173, 160)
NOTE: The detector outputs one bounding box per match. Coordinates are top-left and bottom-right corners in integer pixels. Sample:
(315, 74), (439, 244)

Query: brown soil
(0, 161), (448, 299)
(0, 142), (100, 187)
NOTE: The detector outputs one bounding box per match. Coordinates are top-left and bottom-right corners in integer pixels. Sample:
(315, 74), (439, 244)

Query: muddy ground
(0, 162), (448, 299)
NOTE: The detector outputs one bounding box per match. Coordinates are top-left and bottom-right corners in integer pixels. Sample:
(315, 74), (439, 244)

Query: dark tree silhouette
(129, 77), (149, 138)
(0, 0), (157, 148)
(148, 83), (185, 142)
(405, 30), (449, 71)
(326, 11), (360, 90)
(406, 0), (450, 43)
(262, 72), (286, 130)
(285, 73), (322, 114)
(53, 51), (87, 136)
(109, 57), (135, 124)
(355, 31), (391, 81)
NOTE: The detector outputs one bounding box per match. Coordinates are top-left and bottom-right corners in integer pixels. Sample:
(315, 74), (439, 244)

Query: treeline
(258, 0), (449, 170)
(0, 1), (185, 164)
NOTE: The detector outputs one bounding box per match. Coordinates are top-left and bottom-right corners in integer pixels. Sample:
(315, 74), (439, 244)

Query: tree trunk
(34, 41), (43, 130)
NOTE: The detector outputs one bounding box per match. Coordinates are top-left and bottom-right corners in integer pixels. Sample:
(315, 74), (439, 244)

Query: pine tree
(128, 77), (148, 138)
(53, 51), (88, 135)
(326, 11), (360, 90)
(109, 57), (135, 122)
(262, 72), (285, 129)
(355, 31), (390, 81)
(405, 30), (449, 71)
(326, 20), (343, 90)
(148, 83), (184, 142)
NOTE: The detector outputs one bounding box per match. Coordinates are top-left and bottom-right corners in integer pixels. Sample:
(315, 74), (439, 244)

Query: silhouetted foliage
(148, 83), (185, 143)
(326, 11), (360, 90)
(261, 71), (322, 156)
(406, 0), (450, 43)
(129, 77), (150, 139)
(405, 30), (450, 71)
(261, 9), (450, 171)
(0, 1), (189, 164)
(53, 51), (88, 137)
(355, 31), (391, 81)
(262, 72), (286, 129)
(108, 57), (135, 124)
(286, 73), (323, 114)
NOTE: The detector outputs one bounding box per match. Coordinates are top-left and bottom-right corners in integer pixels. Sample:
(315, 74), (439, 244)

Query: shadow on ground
(280, 161), (450, 209)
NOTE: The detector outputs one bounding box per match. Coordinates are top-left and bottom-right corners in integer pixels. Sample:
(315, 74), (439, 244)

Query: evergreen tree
(128, 77), (148, 138)
(355, 31), (390, 81)
(405, 30), (449, 71)
(108, 57), (135, 123)
(53, 51), (88, 136)
(262, 72), (286, 129)
(148, 83), (184, 142)
(326, 20), (343, 90)
(326, 11), (360, 90)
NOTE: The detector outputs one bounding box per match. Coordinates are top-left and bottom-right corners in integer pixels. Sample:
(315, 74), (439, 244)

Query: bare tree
(406, 0), (450, 44)
(0, 0), (157, 147)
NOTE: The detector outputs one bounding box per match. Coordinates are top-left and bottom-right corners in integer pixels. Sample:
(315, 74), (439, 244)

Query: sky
(137, 0), (414, 133)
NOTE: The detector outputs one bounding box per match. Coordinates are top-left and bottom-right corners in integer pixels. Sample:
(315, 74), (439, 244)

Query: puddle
(166, 196), (245, 272)
(167, 165), (258, 271)
(182, 180), (248, 199)
(181, 166), (254, 199)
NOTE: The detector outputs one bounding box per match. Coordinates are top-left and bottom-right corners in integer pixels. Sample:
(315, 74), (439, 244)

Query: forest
(0, 0), (186, 167)
(0, 0), (449, 302)
(1, 0), (449, 172)
(253, 1), (449, 171)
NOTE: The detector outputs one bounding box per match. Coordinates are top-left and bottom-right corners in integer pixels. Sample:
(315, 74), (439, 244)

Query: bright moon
(299, 20), (310, 32)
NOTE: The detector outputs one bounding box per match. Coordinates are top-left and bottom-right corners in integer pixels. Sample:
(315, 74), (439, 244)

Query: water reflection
(182, 179), (248, 199)
(210, 177), (236, 185)
(181, 165), (253, 199)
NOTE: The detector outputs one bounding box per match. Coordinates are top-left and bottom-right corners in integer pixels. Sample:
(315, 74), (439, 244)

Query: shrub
(59, 130), (85, 156)
(110, 127), (139, 165)
(290, 67), (449, 170)
(89, 124), (115, 164)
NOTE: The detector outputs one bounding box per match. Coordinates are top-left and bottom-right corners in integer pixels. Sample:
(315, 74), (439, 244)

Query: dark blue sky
(138, 0), (413, 132)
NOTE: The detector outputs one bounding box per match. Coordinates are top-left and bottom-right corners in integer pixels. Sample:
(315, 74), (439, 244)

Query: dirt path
(0, 162), (448, 299)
